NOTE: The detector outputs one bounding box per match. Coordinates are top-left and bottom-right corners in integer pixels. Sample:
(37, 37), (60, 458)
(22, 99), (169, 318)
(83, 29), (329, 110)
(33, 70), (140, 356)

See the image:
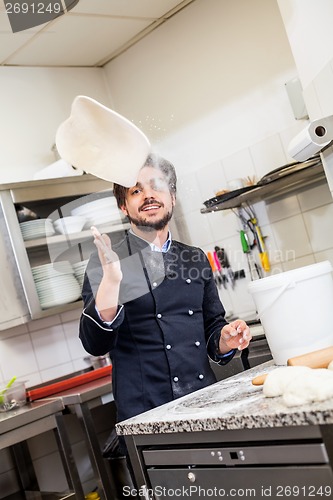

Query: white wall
(104, 0), (320, 317)
(276, 0), (333, 200)
(104, 0), (298, 171)
(277, 0), (333, 89)
(0, 67), (111, 182)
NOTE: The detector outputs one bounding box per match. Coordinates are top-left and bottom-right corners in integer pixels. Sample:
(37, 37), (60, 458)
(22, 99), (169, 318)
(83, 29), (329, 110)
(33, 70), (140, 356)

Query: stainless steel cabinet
(0, 198), (30, 329)
(0, 175), (128, 326)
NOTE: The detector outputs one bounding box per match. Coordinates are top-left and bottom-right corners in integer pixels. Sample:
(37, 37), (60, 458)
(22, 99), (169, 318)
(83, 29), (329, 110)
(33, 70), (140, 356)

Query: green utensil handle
(240, 230), (249, 253)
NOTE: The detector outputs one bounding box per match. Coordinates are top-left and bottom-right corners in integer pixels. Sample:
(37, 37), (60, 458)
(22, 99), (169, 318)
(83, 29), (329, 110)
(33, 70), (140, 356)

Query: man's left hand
(219, 319), (252, 353)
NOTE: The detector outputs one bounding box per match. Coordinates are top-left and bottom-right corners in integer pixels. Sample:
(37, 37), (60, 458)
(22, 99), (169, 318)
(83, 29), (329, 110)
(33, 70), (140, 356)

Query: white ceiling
(0, 0), (195, 67)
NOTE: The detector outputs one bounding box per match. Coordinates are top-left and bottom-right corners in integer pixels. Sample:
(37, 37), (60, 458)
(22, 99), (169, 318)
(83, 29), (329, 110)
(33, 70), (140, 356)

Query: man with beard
(79, 154), (252, 426)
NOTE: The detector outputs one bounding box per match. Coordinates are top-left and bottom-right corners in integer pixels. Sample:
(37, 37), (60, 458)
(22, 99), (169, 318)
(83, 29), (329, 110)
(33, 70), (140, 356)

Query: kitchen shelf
(0, 174), (128, 325)
(201, 158), (326, 213)
(24, 222), (130, 249)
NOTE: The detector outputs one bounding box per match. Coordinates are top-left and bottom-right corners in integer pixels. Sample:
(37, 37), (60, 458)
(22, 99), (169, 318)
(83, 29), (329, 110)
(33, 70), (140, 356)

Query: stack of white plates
(20, 219), (55, 241)
(71, 197), (124, 228)
(72, 259), (89, 288)
(54, 215), (86, 234)
(32, 261), (81, 309)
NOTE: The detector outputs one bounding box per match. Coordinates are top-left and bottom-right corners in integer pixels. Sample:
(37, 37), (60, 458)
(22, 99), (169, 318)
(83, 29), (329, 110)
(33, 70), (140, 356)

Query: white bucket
(248, 261), (333, 365)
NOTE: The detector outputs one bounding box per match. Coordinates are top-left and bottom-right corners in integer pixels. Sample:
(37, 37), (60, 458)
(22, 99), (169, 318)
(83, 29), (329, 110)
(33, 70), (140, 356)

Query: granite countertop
(116, 361), (333, 435)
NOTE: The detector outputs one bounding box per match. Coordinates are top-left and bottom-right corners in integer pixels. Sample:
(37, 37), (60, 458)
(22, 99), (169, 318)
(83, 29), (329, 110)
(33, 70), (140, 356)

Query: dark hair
(113, 154), (177, 208)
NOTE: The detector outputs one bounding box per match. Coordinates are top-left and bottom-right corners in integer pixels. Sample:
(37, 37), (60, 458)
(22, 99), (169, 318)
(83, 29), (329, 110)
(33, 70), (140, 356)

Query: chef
(79, 153), (252, 426)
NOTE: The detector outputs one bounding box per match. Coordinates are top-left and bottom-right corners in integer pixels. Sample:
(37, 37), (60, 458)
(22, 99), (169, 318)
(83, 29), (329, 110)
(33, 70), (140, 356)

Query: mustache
(139, 198), (163, 211)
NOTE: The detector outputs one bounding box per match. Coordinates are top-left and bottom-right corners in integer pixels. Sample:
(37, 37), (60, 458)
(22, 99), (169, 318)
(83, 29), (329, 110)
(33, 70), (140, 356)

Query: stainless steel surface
(143, 443), (329, 466)
(148, 466), (333, 499)
(1, 174), (113, 204)
(0, 193), (30, 329)
(44, 376), (115, 500)
(0, 399), (64, 438)
(45, 375), (113, 407)
(0, 175), (129, 321)
(0, 398), (84, 500)
(126, 425), (333, 500)
(201, 159), (325, 212)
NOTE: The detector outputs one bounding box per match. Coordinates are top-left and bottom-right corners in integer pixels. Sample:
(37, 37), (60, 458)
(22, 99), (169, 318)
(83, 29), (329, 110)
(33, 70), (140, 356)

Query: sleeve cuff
(95, 304), (124, 326)
(216, 349), (237, 359)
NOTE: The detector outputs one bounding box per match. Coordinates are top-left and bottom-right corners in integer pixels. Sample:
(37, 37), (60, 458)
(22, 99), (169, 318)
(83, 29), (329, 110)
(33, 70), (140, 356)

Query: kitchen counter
(116, 360), (333, 435)
(0, 398), (84, 500)
(42, 374), (113, 407)
(0, 398), (64, 439)
(117, 361), (333, 499)
(42, 374), (115, 500)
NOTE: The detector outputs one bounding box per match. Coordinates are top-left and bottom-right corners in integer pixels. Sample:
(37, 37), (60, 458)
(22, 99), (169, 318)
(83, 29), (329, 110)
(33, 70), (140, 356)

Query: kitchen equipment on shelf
(214, 246), (235, 288)
(212, 250), (227, 288)
(71, 195), (124, 228)
(0, 376), (16, 404)
(203, 185), (256, 208)
(54, 215), (86, 234)
(248, 261), (333, 365)
(19, 218), (55, 241)
(31, 261), (81, 309)
(237, 203), (270, 272)
(257, 155), (321, 185)
(84, 354), (112, 370)
(0, 379), (27, 411)
(236, 207), (263, 280)
(72, 259), (89, 288)
(207, 251), (223, 288)
(15, 205), (39, 223)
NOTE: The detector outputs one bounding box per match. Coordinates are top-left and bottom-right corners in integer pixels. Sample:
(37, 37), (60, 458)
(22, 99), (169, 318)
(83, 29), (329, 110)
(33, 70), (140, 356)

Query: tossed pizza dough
(263, 366), (333, 407)
(328, 360), (333, 371)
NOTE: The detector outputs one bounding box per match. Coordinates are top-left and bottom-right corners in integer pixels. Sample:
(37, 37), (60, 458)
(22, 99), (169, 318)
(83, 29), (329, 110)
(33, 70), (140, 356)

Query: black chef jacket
(79, 231), (235, 422)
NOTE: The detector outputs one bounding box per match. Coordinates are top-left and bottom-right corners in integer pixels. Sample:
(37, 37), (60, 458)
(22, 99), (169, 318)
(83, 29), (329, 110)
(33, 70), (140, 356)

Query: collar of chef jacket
(128, 228), (172, 253)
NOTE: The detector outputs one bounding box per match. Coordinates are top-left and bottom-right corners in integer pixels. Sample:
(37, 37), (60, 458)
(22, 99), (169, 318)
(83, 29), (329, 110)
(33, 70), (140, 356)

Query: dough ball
(283, 368), (333, 407)
(263, 366), (312, 397)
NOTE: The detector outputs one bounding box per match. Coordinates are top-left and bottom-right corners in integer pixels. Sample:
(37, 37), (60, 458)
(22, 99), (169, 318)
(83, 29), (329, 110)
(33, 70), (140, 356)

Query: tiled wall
(0, 309), (88, 389)
(173, 120), (333, 318)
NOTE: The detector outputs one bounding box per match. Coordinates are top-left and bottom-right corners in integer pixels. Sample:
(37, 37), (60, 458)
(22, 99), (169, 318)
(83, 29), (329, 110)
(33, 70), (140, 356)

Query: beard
(126, 208), (173, 232)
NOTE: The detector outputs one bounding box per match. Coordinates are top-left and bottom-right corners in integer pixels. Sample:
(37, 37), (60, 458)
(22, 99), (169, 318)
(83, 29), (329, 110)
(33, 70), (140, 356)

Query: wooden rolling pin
(287, 346), (333, 368)
(252, 373), (268, 386)
(252, 346), (333, 386)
